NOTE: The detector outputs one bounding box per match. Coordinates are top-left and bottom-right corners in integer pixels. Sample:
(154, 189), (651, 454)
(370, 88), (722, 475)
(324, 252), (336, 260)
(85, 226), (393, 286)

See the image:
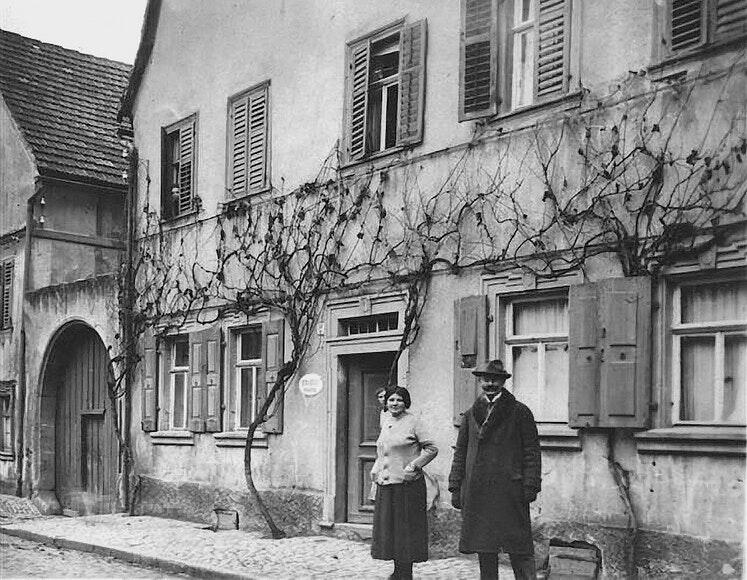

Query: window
(503, 294), (569, 423)
(1, 259), (13, 330)
(235, 326), (262, 428)
(340, 312), (399, 336)
(228, 82), (269, 196)
(345, 19), (427, 162)
(161, 115), (197, 219)
(671, 278), (746, 425)
(459, 0), (570, 120)
(168, 337), (189, 430)
(0, 381), (13, 459)
(666, 0), (747, 55)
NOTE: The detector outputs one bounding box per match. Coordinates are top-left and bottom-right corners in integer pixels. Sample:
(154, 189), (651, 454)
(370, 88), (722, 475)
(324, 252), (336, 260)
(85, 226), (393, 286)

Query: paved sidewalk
(0, 511), (513, 579)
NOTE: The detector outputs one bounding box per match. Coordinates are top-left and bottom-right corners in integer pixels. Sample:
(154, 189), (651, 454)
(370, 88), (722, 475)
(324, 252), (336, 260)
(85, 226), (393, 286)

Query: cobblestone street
(1, 534), (189, 578)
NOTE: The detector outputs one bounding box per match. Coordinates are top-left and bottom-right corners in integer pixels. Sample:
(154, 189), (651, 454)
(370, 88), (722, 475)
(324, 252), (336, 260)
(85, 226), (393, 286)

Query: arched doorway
(39, 323), (118, 514)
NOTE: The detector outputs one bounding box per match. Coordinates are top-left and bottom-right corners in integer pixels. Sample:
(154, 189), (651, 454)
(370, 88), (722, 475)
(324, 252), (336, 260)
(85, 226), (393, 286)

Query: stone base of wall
(135, 476), (323, 536)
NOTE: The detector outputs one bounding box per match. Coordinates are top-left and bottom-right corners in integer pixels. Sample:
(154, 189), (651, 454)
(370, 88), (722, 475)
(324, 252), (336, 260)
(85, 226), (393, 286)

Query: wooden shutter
(188, 332), (205, 432)
(568, 278), (652, 429)
(598, 277), (651, 428)
(397, 19), (427, 147)
(203, 326), (222, 432)
(347, 39), (370, 161)
(568, 283), (600, 428)
(535, 0), (569, 100)
(714, 0), (747, 40)
(228, 97), (248, 195)
(261, 319), (285, 434)
(459, 0), (498, 121)
(670, 0), (706, 52)
(1, 260), (13, 329)
(247, 86), (269, 191)
(178, 121), (195, 215)
(141, 327), (158, 432)
(453, 295), (487, 426)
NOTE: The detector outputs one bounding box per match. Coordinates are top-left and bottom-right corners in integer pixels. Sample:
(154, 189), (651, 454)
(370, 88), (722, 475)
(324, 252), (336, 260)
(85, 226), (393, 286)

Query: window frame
(234, 325), (263, 430)
(668, 274), (746, 427)
(500, 290), (570, 425)
(168, 336), (190, 431)
(161, 114), (198, 221)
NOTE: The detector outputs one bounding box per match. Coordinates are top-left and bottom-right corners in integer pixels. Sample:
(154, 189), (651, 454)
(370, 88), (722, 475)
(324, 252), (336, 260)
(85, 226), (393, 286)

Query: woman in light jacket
(370, 386), (438, 580)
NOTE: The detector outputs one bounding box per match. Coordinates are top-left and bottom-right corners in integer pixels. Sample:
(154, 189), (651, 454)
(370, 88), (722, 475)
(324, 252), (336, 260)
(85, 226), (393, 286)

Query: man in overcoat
(448, 359), (541, 580)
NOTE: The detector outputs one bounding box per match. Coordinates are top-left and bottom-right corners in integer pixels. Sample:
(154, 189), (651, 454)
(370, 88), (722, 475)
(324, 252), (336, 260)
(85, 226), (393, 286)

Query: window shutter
(714, 0), (747, 40)
(397, 19), (427, 147)
(598, 277), (651, 428)
(247, 86), (268, 191)
(459, 0), (498, 121)
(568, 283), (600, 428)
(453, 295), (487, 426)
(535, 0), (569, 100)
(141, 327), (158, 432)
(178, 121), (195, 215)
(228, 97), (248, 195)
(670, 0), (706, 52)
(188, 332), (206, 432)
(203, 326), (222, 432)
(261, 319), (285, 434)
(1, 261), (13, 329)
(347, 39), (370, 161)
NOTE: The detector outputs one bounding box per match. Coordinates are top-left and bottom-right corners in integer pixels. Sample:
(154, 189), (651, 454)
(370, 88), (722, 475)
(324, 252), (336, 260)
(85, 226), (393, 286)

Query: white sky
(0, 0), (147, 63)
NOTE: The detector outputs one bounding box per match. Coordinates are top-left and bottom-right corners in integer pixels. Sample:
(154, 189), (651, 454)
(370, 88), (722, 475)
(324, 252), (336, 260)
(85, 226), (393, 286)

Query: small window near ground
(672, 279), (746, 425)
(503, 293), (569, 423)
(340, 312), (399, 336)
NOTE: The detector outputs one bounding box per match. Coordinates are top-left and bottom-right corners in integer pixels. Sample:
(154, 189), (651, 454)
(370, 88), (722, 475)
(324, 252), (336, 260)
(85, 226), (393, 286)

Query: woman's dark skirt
(371, 476), (428, 563)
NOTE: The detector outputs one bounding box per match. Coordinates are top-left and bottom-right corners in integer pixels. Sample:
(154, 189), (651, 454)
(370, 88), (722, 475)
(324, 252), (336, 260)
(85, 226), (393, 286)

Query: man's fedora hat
(472, 359), (512, 378)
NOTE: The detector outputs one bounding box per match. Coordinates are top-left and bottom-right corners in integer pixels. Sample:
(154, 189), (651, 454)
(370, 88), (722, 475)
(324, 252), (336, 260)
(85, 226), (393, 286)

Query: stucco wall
(0, 96), (35, 235)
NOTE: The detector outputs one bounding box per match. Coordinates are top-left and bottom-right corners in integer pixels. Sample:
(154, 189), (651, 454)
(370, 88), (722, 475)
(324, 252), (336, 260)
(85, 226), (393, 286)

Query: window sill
(326, 329), (402, 344)
(487, 91), (583, 128)
(0, 450), (15, 461)
(149, 430), (195, 446)
(648, 35), (747, 80)
(634, 426), (746, 456)
(214, 431), (268, 448)
(159, 209), (199, 230)
(538, 424), (581, 451)
(339, 145), (406, 172)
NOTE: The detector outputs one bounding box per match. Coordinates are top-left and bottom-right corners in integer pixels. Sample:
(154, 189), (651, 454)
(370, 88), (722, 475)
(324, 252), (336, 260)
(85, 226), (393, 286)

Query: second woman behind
(370, 386), (438, 580)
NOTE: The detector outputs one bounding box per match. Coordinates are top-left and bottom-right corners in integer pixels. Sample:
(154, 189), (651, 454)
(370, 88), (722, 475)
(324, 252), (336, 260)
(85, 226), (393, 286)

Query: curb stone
(0, 526), (255, 579)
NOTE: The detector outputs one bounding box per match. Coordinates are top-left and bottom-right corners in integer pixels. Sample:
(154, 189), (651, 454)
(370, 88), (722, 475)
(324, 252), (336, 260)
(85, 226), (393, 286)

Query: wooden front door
(345, 352), (395, 524)
(55, 326), (117, 514)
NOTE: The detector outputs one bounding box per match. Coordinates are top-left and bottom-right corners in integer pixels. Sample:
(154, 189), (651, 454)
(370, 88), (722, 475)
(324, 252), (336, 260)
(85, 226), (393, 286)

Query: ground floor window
(235, 326), (262, 428)
(0, 381), (14, 458)
(168, 336), (189, 430)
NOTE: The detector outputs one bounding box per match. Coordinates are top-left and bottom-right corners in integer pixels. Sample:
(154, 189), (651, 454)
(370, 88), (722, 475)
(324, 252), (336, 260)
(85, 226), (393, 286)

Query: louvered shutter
(397, 19), (427, 147)
(188, 332), (205, 432)
(204, 326), (222, 432)
(1, 261), (13, 329)
(247, 86), (268, 191)
(459, 0), (498, 121)
(598, 277), (651, 428)
(535, 0), (569, 100)
(141, 327), (158, 432)
(714, 0), (747, 40)
(670, 0), (706, 52)
(228, 97), (248, 195)
(453, 295), (488, 426)
(568, 283), (600, 428)
(178, 121), (195, 215)
(347, 40), (370, 161)
(261, 319), (285, 434)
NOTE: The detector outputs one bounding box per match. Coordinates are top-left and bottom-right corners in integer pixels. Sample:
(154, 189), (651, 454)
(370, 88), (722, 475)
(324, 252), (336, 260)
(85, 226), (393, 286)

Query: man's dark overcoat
(448, 389), (541, 554)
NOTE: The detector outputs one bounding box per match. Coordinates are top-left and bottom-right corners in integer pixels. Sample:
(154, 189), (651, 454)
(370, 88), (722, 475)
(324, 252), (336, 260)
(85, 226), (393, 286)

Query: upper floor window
(0, 259), (13, 330)
(459, 0), (571, 120)
(344, 19), (427, 163)
(228, 81), (270, 196)
(671, 278), (746, 425)
(161, 115), (197, 220)
(666, 0), (747, 55)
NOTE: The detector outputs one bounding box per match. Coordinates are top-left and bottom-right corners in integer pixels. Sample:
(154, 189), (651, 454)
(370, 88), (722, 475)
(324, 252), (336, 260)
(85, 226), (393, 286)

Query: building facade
(0, 30), (130, 514)
(118, 0), (746, 575)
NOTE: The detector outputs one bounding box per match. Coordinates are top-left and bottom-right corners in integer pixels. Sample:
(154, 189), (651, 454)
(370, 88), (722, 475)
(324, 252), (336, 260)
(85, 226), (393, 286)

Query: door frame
(322, 292), (407, 525)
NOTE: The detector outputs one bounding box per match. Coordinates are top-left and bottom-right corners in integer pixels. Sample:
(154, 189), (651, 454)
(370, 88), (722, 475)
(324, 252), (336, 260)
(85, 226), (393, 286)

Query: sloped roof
(0, 29), (132, 189)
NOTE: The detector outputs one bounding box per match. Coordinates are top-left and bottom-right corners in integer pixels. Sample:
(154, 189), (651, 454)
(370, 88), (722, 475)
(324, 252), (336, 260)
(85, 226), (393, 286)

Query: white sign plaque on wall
(299, 373), (323, 398)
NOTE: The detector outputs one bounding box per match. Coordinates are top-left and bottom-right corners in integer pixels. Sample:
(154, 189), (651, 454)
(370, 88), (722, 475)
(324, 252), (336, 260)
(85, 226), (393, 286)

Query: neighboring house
(120, 0), (746, 575)
(0, 29), (130, 514)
